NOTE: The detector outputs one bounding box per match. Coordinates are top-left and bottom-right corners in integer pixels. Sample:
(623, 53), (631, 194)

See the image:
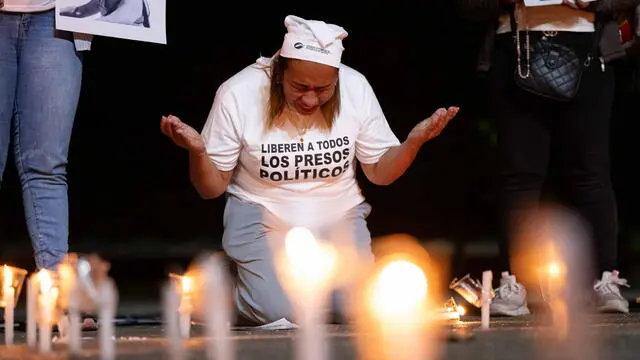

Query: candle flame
(3, 265), (13, 289)
(284, 227), (336, 284)
(181, 275), (194, 295)
(37, 270), (53, 294)
(548, 262), (561, 277)
(371, 260), (428, 318)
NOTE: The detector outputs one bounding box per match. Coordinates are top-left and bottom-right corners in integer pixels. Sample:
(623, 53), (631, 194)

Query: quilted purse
(508, 6), (602, 102)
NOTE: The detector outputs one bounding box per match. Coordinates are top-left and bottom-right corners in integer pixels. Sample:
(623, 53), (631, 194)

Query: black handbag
(508, 6), (602, 102)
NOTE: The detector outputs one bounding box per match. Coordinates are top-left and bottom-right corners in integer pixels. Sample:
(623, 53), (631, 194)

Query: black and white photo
(56, 0), (166, 44)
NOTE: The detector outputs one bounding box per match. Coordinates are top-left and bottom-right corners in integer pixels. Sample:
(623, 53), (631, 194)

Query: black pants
(488, 32), (618, 277)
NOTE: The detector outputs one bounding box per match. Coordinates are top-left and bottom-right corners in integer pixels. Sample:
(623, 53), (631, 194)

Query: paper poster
(55, 0), (166, 45)
(523, 0), (563, 6)
(523, 0), (596, 6)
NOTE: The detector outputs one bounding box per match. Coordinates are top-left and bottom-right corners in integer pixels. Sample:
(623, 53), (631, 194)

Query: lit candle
(26, 275), (37, 348)
(37, 269), (59, 353)
(162, 280), (184, 360)
(178, 275), (194, 339)
(58, 262), (82, 353)
(3, 265), (15, 345)
(369, 259), (431, 360)
(481, 271), (492, 330)
(200, 255), (234, 360)
(279, 227), (337, 360)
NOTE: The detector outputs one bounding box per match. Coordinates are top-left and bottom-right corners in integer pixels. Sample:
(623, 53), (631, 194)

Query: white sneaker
(490, 271), (531, 316)
(594, 270), (630, 313)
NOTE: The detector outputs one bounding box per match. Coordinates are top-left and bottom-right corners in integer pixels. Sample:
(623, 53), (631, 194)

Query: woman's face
(282, 59), (338, 116)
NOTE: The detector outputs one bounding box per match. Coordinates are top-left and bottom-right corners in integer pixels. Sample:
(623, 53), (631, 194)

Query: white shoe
(490, 271), (531, 316)
(594, 270), (630, 313)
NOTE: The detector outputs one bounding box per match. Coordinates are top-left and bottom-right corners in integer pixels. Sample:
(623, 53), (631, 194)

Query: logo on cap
(294, 42), (304, 49)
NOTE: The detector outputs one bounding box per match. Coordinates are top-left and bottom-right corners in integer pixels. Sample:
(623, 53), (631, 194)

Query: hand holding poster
(55, 0), (166, 44)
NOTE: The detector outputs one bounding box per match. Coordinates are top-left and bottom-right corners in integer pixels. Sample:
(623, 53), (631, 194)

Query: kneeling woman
(160, 15), (458, 325)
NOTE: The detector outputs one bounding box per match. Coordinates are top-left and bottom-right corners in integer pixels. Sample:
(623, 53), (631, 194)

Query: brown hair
(265, 55), (340, 131)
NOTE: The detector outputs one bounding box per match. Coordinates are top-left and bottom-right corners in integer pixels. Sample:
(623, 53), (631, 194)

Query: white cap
(279, 15), (348, 68)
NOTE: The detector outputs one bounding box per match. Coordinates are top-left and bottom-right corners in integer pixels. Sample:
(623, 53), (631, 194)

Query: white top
(201, 56), (401, 228)
(497, 4), (595, 34)
(1, 0), (55, 12)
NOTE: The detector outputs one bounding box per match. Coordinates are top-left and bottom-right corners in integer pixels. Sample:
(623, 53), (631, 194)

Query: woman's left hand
(406, 106), (459, 148)
(562, 0), (592, 9)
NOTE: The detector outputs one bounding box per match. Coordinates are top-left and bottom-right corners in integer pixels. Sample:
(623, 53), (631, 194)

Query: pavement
(2, 313), (640, 359)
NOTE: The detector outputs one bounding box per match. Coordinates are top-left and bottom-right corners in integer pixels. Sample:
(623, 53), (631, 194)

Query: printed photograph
(55, 0), (166, 44)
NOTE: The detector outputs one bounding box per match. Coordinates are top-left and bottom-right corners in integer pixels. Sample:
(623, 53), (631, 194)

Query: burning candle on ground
(162, 279), (184, 360)
(366, 258), (434, 360)
(26, 275), (37, 348)
(56, 261), (82, 353)
(1, 265), (26, 346)
(199, 254), (234, 360)
(163, 272), (196, 359)
(278, 227), (337, 360)
(2, 266), (15, 345)
(36, 269), (59, 353)
(178, 274), (194, 339)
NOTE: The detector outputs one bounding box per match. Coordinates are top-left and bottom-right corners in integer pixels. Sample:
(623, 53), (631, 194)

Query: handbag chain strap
(511, 4), (531, 79)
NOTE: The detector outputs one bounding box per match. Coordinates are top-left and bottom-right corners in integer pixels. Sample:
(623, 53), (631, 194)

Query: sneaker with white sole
(490, 271), (531, 316)
(594, 270), (630, 313)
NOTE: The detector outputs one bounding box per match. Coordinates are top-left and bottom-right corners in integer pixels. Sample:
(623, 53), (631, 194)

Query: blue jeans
(0, 10), (83, 270)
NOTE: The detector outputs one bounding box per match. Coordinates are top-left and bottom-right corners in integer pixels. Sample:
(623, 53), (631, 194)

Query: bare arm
(360, 141), (421, 186)
(360, 107), (459, 186)
(188, 151), (233, 199)
(161, 115), (233, 199)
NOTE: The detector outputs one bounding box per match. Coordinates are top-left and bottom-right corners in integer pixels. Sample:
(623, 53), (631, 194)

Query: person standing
(457, 0), (639, 315)
(0, 0), (91, 270)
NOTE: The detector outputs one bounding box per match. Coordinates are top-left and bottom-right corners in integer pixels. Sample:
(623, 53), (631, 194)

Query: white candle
(369, 259), (430, 360)
(162, 281), (184, 360)
(481, 270), (492, 330)
(178, 275), (193, 339)
(295, 290), (326, 360)
(201, 256), (234, 360)
(281, 228), (336, 360)
(3, 265), (15, 346)
(37, 270), (58, 353)
(68, 307), (82, 353)
(26, 277), (37, 348)
(98, 279), (118, 360)
(58, 262), (82, 353)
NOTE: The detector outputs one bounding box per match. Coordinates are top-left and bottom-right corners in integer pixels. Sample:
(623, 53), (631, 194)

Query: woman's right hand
(160, 115), (206, 154)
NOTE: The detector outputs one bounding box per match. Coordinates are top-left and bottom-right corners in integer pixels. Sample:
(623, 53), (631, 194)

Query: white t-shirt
(497, 4), (595, 34)
(1, 0), (55, 12)
(201, 56), (401, 228)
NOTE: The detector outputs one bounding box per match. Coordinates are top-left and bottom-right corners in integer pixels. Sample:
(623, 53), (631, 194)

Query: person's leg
(552, 33), (627, 312)
(14, 10), (83, 270)
(317, 201), (374, 323)
(488, 34), (555, 314)
(0, 12), (19, 190)
(555, 33), (618, 276)
(222, 196), (292, 325)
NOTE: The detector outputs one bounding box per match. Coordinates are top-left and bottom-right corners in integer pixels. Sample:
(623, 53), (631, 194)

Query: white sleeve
(355, 79), (401, 164)
(200, 88), (242, 172)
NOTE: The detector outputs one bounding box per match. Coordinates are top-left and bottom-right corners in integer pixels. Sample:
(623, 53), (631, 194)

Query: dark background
(1, 2), (640, 302)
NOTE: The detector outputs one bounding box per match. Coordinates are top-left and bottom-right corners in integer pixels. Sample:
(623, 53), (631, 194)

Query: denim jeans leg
(0, 13), (19, 186)
(13, 10), (83, 270)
